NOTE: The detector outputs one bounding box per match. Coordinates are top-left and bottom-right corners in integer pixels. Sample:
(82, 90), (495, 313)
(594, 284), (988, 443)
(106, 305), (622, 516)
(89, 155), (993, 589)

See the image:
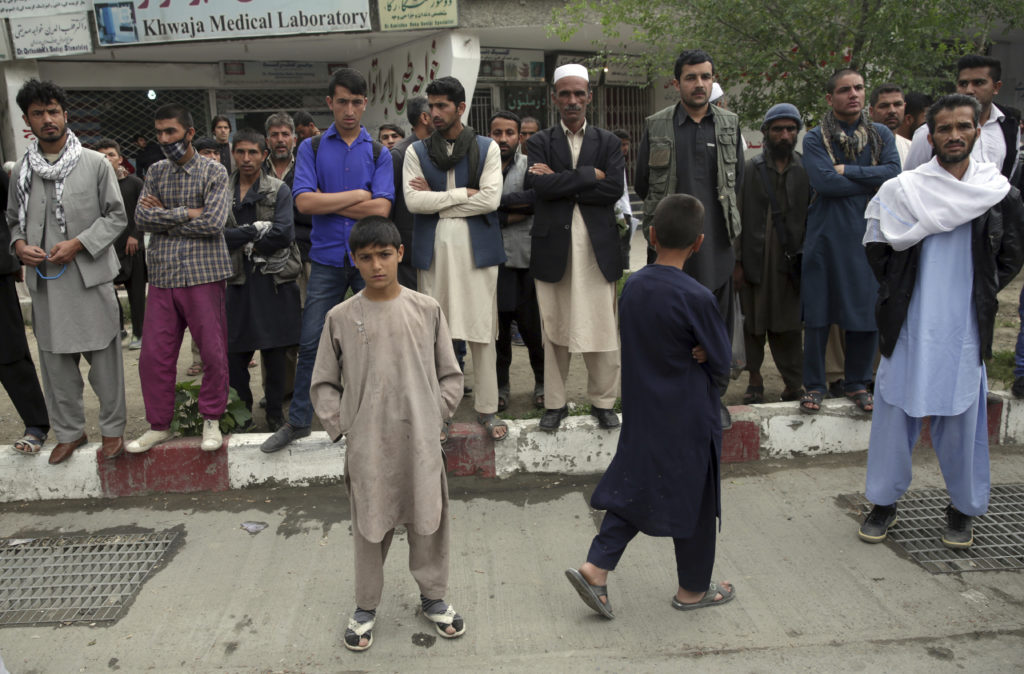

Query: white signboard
(478, 48), (544, 82)
(0, 0), (87, 19)
(11, 12), (92, 58)
(93, 0), (370, 47)
(0, 24), (12, 60)
(378, 0), (457, 32)
(220, 61), (336, 86)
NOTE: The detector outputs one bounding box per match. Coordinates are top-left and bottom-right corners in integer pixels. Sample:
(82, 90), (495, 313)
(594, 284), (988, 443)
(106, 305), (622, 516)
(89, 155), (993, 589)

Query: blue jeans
(1015, 284), (1024, 378)
(287, 260), (364, 428)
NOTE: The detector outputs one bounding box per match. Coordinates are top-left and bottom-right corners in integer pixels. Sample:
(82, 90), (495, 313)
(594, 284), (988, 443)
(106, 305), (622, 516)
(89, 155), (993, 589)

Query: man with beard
(869, 84), (912, 165)
(404, 76), (507, 440)
(130, 103), (232, 454)
(489, 110), (544, 411)
(859, 94), (1024, 549)
(212, 115), (234, 172)
(519, 117), (539, 157)
(897, 92), (932, 142)
(798, 69), (900, 415)
(735, 104), (808, 404)
(8, 79), (128, 464)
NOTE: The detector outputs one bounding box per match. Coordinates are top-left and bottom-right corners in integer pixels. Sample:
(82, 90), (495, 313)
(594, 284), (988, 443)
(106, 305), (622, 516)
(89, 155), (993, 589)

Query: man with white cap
(526, 63), (625, 432)
(636, 49), (745, 429)
(858, 94), (1024, 549)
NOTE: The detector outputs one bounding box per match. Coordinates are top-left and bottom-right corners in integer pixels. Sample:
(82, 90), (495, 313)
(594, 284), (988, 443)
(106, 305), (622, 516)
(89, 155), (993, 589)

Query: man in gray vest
(636, 49), (744, 428)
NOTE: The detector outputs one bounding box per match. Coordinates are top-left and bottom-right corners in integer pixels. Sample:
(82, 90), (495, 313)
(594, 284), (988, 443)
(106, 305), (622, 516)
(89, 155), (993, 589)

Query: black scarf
(425, 126), (481, 189)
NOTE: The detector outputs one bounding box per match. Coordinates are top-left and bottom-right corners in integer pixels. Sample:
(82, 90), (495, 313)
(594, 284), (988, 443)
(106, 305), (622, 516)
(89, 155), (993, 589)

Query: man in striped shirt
(128, 103), (232, 454)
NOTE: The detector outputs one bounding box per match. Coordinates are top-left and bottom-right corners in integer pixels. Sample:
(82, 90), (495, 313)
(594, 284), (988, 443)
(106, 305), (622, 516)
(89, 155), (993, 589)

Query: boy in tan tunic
(310, 216), (465, 651)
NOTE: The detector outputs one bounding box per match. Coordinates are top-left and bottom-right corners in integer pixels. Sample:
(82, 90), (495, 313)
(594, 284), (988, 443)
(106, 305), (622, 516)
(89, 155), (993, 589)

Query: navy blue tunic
(590, 264), (731, 537)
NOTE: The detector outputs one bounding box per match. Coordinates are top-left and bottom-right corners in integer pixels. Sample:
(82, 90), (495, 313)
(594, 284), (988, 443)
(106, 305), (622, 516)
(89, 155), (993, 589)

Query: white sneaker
(201, 419), (222, 452)
(126, 429), (175, 454)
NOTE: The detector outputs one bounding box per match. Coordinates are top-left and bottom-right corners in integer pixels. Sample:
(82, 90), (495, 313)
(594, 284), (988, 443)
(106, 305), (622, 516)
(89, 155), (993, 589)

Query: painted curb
(1, 393), (1019, 503)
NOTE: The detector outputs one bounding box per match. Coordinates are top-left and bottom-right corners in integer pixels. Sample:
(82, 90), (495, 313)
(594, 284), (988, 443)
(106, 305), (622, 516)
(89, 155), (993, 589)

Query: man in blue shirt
(262, 68), (394, 453)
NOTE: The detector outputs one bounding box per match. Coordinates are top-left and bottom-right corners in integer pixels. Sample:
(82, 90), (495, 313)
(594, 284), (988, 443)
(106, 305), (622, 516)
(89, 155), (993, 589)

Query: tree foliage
(552, 0), (1024, 126)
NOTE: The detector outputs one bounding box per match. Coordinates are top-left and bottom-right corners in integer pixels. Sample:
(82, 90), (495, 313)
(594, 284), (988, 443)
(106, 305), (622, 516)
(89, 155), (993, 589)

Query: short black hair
(94, 138), (121, 154)
(231, 129), (268, 153)
(489, 110), (521, 131)
(904, 92), (933, 118)
(825, 68), (862, 95)
(926, 94), (981, 135)
(406, 96), (429, 127)
(15, 79), (68, 115)
(264, 111), (294, 135)
(293, 110), (315, 127)
(650, 194), (704, 250)
(349, 216), (402, 252)
(154, 103), (194, 131)
(378, 123), (405, 139)
(612, 129), (630, 140)
(211, 115), (231, 130)
(193, 136), (219, 153)
(869, 83), (903, 106)
(426, 77), (466, 106)
(956, 54), (1001, 83)
(674, 50), (714, 80)
(328, 68), (367, 98)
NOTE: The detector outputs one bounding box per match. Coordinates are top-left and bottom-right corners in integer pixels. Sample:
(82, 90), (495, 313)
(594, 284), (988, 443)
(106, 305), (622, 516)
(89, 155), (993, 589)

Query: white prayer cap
(710, 82), (724, 103)
(553, 63), (589, 83)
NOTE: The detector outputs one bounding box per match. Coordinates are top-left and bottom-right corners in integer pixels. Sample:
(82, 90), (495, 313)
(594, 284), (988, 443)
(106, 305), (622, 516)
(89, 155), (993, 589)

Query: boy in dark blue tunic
(565, 194), (735, 618)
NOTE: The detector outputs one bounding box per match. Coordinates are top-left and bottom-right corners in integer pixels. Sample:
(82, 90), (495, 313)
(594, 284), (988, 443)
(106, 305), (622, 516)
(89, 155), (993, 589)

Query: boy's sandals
(12, 432), (45, 454)
(343, 615), (374, 652)
(533, 384), (545, 409)
(742, 385), (764, 405)
(424, 603), (466, 639)
(846, 390), (874, 413)
(440, 418), (452, 444)
(671, 581), (736, 611)
(477, 413), (508, 441)
(799, 390), (823, 414)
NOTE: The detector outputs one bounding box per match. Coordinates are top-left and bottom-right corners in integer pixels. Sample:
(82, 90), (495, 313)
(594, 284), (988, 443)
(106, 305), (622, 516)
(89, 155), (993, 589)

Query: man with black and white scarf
(6, 79), (128, 465)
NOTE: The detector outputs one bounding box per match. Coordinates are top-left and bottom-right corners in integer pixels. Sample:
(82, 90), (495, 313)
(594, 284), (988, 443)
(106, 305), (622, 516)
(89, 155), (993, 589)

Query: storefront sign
(378, 0), (457, 32)
(220, 61), (335, 86)
(478, 48), (544, 82)
(0, 0), (87, 19)
(93, 0), (370, 47)
(11, 12), (92, 58)
(0, 24), (12, 60)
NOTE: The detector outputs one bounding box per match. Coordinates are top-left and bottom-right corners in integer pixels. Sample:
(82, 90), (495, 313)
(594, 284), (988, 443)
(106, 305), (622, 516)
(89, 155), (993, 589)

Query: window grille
(65, 89), (210, 153)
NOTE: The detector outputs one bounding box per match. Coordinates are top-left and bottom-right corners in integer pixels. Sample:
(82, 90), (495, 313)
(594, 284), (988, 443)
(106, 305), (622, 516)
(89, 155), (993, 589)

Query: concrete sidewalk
(0, 450), (1021, 672)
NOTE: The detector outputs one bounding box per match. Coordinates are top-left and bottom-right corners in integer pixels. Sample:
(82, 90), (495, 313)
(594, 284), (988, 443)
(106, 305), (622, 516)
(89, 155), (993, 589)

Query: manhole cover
(0, 531), (178, 626)
(840, 484), (1024, 573)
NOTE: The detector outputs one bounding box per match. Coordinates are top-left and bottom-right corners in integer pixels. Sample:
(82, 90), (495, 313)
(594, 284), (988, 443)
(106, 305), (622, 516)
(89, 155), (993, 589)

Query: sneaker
(201, 419), (223, 452)
(1013, 376), (1024, 399)
(941, 504), (974, 549)
(128, 338), (142, 351)
(260, 422), (311, 454)
(858, 503), (898, 543)
(126, 429), (175, 454)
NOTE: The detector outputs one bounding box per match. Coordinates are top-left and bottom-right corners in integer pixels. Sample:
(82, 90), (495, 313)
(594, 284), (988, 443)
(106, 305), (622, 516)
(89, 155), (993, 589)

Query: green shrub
(171, 380), (251, 435)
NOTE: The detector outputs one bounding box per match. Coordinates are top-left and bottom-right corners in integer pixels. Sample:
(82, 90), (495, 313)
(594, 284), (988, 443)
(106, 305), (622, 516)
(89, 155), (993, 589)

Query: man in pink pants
(129, 103), (231, 453)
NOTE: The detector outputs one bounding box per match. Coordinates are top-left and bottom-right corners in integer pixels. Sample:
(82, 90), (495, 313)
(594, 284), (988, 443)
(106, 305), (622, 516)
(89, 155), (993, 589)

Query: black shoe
(827, 378), (845, 398)
(539, 406), (569, 432)
(266, 417), (284, 433)
(942, 504), (974, 549)
(858, 503), (898, 543)
(720, 401), (732, 430)
(260, 423), (311, 453)
(590, 406), (620, 429)
(1013, 377), (1024, 399)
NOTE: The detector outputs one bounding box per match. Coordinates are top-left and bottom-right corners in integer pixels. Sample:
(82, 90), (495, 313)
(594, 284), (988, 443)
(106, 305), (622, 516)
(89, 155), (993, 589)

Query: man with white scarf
(6, 79), (128, 464)
(858, 94), (1024, 549)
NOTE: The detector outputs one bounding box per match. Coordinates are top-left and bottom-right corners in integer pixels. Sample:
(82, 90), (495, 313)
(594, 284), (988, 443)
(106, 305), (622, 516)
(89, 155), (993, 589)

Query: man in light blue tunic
(858, 94), (1024, 549)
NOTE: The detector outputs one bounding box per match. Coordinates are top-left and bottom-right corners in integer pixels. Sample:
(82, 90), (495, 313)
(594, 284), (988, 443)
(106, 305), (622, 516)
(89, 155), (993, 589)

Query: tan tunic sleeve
(310, 314), (345, 442)
(434, 305), (464, 418)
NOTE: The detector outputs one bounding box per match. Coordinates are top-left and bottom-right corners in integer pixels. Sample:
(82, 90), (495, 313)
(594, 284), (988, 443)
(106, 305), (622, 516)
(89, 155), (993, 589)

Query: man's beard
(766, 138), (793, 160)
(271, 147), (292, 161)
(935, 141), (974, 165)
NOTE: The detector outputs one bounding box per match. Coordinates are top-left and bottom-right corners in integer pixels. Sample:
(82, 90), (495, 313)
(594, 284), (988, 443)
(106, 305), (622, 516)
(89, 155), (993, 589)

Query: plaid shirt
(136, 151), (231, 288)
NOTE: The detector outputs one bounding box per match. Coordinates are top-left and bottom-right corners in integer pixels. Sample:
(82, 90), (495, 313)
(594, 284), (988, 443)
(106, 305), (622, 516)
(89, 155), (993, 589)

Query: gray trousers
(38, 334), (126, 442)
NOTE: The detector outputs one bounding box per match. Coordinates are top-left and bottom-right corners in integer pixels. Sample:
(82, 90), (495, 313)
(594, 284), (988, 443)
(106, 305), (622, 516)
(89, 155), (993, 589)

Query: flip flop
(12, 432), (45, 454)
(343, 615), (374, 652)
(671, 581), (736, 611)
(564, 568), (614, 619)
(423, 603), (466, 639)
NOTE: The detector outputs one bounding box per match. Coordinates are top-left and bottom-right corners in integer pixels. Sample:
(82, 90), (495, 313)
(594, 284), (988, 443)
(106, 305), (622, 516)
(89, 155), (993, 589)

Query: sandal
(423, 601), (466, 639)
(800, 390), (823, 414)
(477, 413), (508, 441)
(780, 388), (804, 402)
(12, 431), (45, 454)
(846, 390), (874, 413)
(497, 387), (509, 413)
(440, 418), (452, 444)
(564, 568), (614, 619)
(343, 614), (374, 652)
(671, 581), (736, 611)
(742, 385), (764, 405)
(186, 364), (203, 376)
(533, 384), (545, 409)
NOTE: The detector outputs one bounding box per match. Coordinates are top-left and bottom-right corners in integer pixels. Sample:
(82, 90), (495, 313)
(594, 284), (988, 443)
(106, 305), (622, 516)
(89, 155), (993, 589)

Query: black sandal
(800, 390), (823, 414)
(846, 390), (874, 413)
(742, 385), (765, 404)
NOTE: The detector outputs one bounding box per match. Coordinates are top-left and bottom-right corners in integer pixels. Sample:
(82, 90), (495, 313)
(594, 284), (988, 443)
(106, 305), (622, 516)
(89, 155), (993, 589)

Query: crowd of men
(2, 48), (1024, 640)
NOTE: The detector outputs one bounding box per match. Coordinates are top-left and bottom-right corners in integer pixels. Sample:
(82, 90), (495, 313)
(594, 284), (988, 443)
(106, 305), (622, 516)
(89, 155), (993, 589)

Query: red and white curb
(2, 392), (1020, 503)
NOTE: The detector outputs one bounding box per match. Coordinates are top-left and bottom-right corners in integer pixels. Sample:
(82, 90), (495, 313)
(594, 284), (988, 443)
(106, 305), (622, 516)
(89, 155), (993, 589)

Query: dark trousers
(803, 326), (876, 394)
(229, 347), (288, 423)
(398, 259), (417, 291)
(744, 328), (803, 394)
(711, 277), (735, 397)
(587, 467), (717, 592)
(496, 267), (543, 389)
(0, 273), (49, 436)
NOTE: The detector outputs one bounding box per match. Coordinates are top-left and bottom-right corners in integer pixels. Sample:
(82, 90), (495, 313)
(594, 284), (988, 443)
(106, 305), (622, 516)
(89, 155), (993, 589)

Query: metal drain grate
(0, 531), (178, 626)
(841, 484), (1024, 573)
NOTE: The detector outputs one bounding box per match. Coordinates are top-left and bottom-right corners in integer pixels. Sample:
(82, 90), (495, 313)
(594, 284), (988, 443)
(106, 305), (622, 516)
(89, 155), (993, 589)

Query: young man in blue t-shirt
(262, 68), (394, 453)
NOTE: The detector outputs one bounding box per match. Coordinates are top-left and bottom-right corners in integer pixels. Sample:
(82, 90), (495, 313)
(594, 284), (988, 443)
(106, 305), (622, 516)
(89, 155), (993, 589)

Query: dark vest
(410, 136), (506, 270)
(998, 113), (1020, 178)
